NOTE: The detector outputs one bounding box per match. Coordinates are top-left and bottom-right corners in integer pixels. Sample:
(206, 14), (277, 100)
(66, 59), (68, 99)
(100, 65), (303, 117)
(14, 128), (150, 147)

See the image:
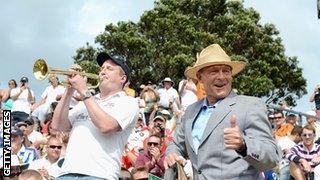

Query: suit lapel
(198, 91), (237, 148)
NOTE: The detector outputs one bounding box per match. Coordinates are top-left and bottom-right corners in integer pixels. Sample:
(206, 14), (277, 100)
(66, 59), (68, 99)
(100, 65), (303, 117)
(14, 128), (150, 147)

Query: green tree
(73, 0), (306, 106)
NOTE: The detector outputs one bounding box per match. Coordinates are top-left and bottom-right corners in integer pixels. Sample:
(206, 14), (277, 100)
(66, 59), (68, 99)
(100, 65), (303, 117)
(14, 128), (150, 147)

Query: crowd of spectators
(1, 74), (320, 180)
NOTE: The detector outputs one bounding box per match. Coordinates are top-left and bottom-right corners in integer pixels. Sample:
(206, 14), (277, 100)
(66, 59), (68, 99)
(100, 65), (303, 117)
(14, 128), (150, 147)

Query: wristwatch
(80, 90), (92, 101)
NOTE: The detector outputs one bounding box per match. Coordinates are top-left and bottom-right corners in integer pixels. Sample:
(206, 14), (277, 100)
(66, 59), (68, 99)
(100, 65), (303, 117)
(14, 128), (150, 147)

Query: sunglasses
(49, 145), (62, 149)
(147, 142), (159, 146)
(301, 133), (315, 138)
(26, 122), (33, 126)
(274, 116), (283, 119)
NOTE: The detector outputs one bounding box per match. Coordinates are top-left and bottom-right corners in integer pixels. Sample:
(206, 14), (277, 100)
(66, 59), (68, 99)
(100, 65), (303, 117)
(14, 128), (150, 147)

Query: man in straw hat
(164, 44), (280, 179)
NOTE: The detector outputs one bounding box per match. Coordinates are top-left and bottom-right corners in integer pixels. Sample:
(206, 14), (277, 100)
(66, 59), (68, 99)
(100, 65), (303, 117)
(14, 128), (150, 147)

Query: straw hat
(185, 44), (247, 80)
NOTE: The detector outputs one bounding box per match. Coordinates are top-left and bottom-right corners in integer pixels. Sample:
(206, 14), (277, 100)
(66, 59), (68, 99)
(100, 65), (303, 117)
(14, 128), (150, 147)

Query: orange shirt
(275, 123), (294, 138)
(196, 82), (206, 100)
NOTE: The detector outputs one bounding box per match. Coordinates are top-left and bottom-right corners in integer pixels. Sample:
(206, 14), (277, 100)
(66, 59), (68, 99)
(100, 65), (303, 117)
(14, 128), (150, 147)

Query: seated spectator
(277, 126), (302, 180)
(286, 125), (320, 179)
(305, 110), (320, 141)
(148, 115), (174, 150)
(24, 117), (44, 150)
(131, 166), (149, 180)
(18, 169), (44, 180)
(28, 135), (62, 179)
(0, 126), (36, 165)
(273, 111), (293, 139)
(122, 114), (150, 171)
(135, 134), (165, 178)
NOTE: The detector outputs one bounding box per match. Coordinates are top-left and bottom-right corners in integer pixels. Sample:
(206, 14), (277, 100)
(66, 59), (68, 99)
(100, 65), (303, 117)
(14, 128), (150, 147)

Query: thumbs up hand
(223, 115), (246, 151)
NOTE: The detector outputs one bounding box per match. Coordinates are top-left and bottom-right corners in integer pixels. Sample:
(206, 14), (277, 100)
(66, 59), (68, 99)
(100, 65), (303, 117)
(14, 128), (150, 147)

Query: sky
(0, 0), (319, 114)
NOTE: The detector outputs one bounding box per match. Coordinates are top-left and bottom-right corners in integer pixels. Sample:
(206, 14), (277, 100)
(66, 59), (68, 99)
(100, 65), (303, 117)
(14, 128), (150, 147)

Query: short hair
(274, 110), (284, 116)
(291, 126), (303, 136)
(131, 166), (149, 179)
(18, 169), (43, 180)
(148, 134), (162, 144)
(303, 124), (316, 134)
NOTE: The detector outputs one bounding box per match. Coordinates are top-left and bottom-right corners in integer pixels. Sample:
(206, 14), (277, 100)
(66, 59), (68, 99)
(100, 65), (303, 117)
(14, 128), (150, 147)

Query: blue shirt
(192, 99), (219, 154)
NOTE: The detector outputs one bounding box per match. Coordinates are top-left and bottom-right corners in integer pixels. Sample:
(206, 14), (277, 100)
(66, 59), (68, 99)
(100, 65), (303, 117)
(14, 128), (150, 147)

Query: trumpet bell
(33, 59), (49, 81)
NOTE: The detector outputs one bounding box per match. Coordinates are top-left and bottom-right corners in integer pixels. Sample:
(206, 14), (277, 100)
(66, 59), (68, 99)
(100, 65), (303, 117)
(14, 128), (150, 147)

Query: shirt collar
(201, 98), (221, 109)
(97, 91), (126, 101)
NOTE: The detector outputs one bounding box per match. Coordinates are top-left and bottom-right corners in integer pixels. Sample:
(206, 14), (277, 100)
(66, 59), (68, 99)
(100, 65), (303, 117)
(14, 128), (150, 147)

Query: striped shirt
(286, 142), (320, 170)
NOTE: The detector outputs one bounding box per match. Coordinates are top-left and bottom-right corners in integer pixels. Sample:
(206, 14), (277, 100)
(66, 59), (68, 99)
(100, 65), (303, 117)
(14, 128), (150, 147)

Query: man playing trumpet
(52, 53), (139, 179)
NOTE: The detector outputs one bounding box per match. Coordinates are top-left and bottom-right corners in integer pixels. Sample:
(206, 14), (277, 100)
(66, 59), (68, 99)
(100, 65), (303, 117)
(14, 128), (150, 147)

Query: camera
(155, 124), (165, 138)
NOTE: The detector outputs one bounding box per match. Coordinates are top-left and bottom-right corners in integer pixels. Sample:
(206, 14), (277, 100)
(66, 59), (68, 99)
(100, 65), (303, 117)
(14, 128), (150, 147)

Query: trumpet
(33, 59), (100, 89)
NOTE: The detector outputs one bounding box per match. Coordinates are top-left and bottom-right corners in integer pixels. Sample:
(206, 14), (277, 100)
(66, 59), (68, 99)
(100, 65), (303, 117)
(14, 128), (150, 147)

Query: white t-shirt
(29, 157), (62, 178)
(277, 136), (296, 169)
(158, 87), (179, 108)
(11, 88), (34, 114)
(178, 80), (197, 110)
(41, 85), (65, 105)
(28, 130), (43, 143)
(59, 91), (139, 179)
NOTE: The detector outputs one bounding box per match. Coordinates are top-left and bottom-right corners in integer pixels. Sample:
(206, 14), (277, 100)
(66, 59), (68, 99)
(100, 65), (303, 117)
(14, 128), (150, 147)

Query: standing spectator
(11, 77), (35, 125)
(135, 134), (165, 178)
(310, 84), (320, 117)
(52, 52), (139, 179)
(140, 85), (159, 125)
(178, 76), (197, 111)
(32, 75), (65, 124)
(2, 79), (17, 110)
(164, 44), (280, 179)
(157, 77), (180, 112)
(286, 125), (320, 180)
(0, 88), (8, 109)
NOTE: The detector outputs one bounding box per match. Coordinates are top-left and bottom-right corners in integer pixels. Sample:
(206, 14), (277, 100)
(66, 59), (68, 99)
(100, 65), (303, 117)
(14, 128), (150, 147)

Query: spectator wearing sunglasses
(286, 125), (320, 179)
(135, 134), (165, 178)
(28, 135), (63, 179)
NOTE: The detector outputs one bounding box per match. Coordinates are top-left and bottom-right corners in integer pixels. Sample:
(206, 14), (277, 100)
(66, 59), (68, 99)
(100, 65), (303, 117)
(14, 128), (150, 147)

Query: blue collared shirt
(192, 98), (220, 154)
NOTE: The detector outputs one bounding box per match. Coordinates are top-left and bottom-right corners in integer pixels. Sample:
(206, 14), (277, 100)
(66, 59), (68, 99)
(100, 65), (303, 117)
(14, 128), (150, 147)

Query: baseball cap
(16, 122), (27, 127)
(11, 126), (23, 136)
(96, 52), (130, 82)
(25, 117), (35, 125)
(20, 76), (28, 82)
(153, 115), (166, 122)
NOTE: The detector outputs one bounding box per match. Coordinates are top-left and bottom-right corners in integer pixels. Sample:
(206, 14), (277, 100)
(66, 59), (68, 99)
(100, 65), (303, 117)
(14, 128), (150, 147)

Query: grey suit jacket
(165, 91), (281, 180)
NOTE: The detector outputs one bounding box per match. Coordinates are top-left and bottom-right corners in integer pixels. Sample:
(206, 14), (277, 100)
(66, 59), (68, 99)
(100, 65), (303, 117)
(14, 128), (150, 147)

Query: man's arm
(241, 98), (281, 171)
(51, 88), (73, 131)
(164, 112), (188, 168)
